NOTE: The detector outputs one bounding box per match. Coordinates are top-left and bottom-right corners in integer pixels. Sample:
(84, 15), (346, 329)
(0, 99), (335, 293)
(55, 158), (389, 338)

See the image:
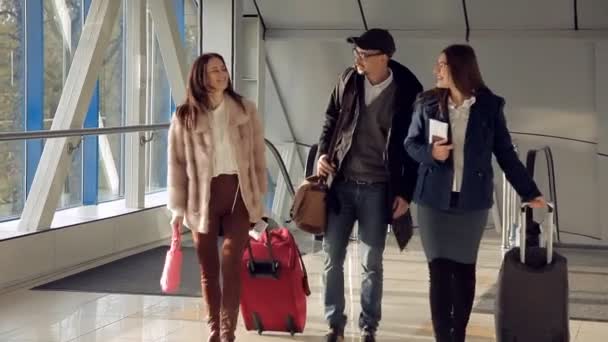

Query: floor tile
(1, 230), (607, 341)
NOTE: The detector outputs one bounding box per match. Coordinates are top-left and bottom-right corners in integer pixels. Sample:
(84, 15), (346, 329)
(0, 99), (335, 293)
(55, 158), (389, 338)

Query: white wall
(0, 208), (172, 291)
(261, 30), (607, 244)
(595, 42), (608, 241)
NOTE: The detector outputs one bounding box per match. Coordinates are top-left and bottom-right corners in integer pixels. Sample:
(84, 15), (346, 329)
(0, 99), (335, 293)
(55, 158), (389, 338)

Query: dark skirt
(417, 202), (489, 264)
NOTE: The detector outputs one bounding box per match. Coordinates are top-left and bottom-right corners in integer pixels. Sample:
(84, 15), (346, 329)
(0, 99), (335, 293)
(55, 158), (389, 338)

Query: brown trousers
(192, 174), (250, 341)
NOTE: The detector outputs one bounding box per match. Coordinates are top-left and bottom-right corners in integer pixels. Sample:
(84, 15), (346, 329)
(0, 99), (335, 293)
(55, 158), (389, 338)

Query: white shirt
(210, 101), (238, 177)
(364, 70), (394, 105)
(449, 96), (476, 192)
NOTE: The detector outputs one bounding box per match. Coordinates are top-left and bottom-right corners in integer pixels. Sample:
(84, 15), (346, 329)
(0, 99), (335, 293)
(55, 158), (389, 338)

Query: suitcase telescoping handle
(519, 202), (555, 265)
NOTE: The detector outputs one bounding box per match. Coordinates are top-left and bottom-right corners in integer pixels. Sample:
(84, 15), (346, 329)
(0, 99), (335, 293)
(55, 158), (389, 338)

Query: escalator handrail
(501, 143), (519, 250)
(526, 146), (560, 241)
(264, 139), (296, 197)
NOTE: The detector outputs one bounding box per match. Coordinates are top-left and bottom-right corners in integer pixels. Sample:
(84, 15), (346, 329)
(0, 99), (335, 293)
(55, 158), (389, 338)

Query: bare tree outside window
(0, 0), (24, 219)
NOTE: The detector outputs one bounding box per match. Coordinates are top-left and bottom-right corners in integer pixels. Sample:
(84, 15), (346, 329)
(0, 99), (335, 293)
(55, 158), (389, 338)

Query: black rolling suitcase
(495, 203), (570, 342)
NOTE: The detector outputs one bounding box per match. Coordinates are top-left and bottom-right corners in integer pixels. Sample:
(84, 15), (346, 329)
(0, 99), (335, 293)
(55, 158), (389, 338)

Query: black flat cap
(347, 28), (396, 56)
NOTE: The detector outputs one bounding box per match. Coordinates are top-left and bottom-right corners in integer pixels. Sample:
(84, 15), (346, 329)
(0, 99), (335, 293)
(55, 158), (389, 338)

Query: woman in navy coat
(404, 44), (547, 342)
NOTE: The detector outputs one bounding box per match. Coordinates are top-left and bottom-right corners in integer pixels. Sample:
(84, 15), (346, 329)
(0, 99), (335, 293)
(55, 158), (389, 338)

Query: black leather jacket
(318, 60), (423, 203)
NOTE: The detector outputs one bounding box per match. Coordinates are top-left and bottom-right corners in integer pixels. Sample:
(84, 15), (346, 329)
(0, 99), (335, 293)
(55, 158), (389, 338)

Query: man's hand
(392, 196), (410, 219)
(317, 154), (336, 178)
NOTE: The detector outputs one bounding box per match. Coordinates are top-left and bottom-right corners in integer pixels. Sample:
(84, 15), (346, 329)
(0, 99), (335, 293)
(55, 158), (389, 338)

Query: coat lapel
(192, 95), (250, 134)
(225, 96), (250, 127)
(463, 96), (486, 156)
(193, 112), (211, 133)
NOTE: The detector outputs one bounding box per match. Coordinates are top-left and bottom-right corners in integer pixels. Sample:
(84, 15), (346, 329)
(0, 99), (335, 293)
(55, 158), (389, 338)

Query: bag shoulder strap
(294, 239), (311, 296)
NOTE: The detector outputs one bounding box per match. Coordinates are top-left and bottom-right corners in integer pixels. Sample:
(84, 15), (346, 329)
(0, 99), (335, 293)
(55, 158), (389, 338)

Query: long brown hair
(436, 44), (487, 114)
(176, 53), (245, 129)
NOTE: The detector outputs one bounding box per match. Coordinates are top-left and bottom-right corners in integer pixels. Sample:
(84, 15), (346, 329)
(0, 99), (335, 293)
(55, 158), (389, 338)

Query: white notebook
(429, 119), (448, 144)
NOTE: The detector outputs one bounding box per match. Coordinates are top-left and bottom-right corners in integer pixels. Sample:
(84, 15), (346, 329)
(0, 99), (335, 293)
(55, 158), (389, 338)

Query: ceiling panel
(248, 0), (606, 32)
(578, 0), (608, 29)
(362, 0), (464, 30)
(467, 0), (573, 30)
(242, 0), (257, 16)
(256, 0), (363, 30)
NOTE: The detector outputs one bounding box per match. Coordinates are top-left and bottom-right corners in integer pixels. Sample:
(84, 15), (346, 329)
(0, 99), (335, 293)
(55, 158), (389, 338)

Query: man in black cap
(317, 28), (422, 342)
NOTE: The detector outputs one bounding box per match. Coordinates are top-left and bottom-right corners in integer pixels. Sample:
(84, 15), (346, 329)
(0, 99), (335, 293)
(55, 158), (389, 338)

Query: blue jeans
(323, 180), (388, 332)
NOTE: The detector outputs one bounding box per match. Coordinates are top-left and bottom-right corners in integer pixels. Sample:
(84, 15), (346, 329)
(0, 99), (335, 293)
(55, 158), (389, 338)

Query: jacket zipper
(231, 184), (240, 213)
(384, 127), (392, 167)
(227, 122), (244, 214)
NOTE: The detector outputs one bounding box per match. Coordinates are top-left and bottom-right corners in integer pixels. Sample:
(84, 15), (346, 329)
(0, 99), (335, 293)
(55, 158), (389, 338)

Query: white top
(210, 100), (238, 177)
(449, 96), (476, 192)
(364, 69), (394, 105)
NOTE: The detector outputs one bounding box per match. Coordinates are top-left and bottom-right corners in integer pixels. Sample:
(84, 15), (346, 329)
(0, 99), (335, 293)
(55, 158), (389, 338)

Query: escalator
(501, 145), (607, 251)
(265, 139), (296, 197)
(501, 145), (560, 251)
(264, 139), (326, 249)
(263, 139), (297, 226)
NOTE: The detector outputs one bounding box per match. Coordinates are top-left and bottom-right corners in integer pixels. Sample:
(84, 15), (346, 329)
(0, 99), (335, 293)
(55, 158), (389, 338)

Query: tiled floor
(0, 231), (606, 341)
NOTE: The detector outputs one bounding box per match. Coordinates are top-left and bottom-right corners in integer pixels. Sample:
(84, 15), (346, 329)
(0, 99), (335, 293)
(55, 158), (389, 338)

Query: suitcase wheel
(252, 312), (263, 335)
(286, 315), (296, 336)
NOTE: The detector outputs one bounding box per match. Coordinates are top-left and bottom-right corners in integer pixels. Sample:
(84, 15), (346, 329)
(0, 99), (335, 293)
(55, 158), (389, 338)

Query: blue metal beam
(82, 0), (100, 205)
(176, 0), (186, 42)
(170, 0), (185, 115)
(24, 0), (44, 195)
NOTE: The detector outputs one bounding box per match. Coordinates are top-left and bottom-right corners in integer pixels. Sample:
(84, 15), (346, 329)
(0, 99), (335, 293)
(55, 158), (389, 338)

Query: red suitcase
(240, 227), (311, 336)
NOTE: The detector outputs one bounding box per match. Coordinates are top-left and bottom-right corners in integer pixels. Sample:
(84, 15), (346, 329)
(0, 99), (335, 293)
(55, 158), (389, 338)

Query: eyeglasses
(434, 61), (448, 69)
(353, 48), (384, 60)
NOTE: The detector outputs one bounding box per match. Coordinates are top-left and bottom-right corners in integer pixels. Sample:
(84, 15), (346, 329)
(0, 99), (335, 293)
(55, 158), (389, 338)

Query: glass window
(145, 7), (171, 194)
(43, 0), (83, 209)
(144, 1), (192, 194)
(184, 0), (199, 64)
(0, 0), (192, 221)
(0, 0), (25, 220)
(98, 4), (125, 202)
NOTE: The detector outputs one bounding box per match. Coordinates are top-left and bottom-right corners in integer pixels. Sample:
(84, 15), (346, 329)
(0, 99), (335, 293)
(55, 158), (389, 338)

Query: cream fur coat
(167, 95), (267, 233)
